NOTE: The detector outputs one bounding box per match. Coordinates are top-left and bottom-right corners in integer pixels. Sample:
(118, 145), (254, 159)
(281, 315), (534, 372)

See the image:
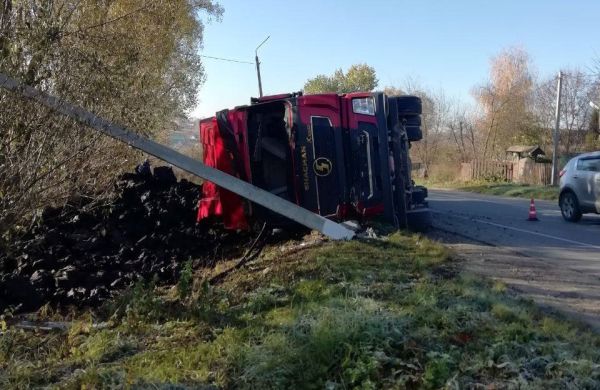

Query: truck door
(343, 95), (383, 214)
(295, 95), (345, 217)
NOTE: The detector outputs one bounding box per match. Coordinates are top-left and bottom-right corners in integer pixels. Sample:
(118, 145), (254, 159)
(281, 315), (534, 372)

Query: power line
(200, 55), (254, 65)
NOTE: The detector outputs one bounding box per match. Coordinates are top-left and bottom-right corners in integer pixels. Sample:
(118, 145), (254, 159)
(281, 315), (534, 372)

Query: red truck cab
(198, 91), (429, 231)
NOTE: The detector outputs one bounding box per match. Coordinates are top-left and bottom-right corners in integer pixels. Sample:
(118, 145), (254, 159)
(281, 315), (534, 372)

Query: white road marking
(432, 210), (600, 250)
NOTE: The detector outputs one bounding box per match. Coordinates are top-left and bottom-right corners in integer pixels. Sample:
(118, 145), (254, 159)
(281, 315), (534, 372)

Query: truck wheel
(396, 96), (422, 115)
(401, 115), (421, 127)
(411, 186), (428, 204)
(406, 208), (432, 232)
(560, 191), (582, 222)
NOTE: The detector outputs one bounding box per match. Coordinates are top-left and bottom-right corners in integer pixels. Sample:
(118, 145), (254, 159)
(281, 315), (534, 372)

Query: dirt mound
(0, 167), (250, 312)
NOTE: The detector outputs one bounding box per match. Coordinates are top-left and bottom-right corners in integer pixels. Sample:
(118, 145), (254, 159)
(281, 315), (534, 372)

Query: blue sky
(192, 0), (600, 118)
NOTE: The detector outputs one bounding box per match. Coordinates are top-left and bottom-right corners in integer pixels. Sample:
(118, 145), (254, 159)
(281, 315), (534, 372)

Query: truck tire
(405, 125), (422, 142)
(406, 208), (432, 232)
(412, 186), (428, 205)
(396, 96), (422, 115)
(401, 115), (421, 127)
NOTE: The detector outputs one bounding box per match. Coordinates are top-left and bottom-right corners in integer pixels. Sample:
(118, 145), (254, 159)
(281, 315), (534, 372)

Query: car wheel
(560, 191), (582, 222)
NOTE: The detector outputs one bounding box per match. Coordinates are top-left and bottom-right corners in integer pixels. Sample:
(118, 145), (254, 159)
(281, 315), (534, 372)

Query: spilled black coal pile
(0, 167), (250, 312)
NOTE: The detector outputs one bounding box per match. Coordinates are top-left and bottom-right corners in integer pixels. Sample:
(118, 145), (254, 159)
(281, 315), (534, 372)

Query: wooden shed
(506, 145), (546, 160)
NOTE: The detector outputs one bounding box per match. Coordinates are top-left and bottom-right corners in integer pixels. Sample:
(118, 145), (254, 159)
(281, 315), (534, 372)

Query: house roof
(506, 145), (545, 156)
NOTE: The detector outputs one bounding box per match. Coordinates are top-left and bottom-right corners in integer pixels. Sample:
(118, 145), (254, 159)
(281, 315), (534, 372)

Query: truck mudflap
(374, 93), (432, 231)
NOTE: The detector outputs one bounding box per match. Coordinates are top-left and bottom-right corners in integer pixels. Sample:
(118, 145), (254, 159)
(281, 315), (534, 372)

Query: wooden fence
(520, 161), (552, 185)
(460, 160), (514, 182)
(460, 160), (552, 185)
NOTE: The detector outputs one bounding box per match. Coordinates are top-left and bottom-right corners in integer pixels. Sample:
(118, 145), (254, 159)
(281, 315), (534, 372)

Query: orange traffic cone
(527, 198), (539, 221)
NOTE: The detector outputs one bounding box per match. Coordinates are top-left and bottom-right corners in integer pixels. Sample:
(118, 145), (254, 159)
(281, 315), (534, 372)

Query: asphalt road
(429, 189), (600, 278)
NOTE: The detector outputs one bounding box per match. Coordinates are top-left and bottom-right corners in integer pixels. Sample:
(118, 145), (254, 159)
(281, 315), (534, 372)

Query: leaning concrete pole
(0, 73), (355, 240)
(551, 71), (563, 186)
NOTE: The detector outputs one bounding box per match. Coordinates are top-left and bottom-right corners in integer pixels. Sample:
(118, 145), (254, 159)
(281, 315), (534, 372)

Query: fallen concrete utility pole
(0, 73), (355, 240)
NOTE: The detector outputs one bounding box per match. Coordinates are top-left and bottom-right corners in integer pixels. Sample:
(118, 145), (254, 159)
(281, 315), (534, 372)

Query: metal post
(255, 55), (263, 97)
(551, 71), (563, 186)
(590, 101), (600, 141)
(255, 36), (269, 97)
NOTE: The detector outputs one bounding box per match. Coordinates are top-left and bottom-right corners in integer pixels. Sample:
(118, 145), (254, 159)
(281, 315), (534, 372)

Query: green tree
(0, 0), (222, 242)
(303, 64), (378, 94)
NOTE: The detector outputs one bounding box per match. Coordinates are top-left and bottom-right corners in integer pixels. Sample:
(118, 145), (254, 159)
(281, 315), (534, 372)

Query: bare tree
(447, 101), (478, 162)
(382, 86), (404, 96)
(558, 69), (599, 154)
(472, 47), (537, 159)
(401, 82), (451, 174)
(531, 76), (557, 152)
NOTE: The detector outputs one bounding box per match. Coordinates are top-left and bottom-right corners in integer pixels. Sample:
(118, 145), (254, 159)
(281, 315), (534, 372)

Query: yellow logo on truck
(301, 146), (310, 191)
(313, 157), (333, 177)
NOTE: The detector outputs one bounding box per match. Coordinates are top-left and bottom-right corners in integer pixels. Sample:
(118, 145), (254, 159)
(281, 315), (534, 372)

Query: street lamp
(255, 36), (270, 97)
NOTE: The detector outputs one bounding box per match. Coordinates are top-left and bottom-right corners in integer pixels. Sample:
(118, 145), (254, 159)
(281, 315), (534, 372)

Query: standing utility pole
(590, 101), (600, 139)
(255, 36), (270, 97)
(551, 71), (563, 186)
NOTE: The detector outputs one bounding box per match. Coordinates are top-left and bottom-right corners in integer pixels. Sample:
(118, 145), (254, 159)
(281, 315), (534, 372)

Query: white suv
(559, 151), (600, 222)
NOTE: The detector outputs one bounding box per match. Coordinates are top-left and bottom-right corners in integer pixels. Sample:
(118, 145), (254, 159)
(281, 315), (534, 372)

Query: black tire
(405, 125), (422, 142)
(560, 191), (582, 222)
(400, 115), (421, 127)
(412, 186), (428, 204)
(396, 96), (422, 115)
(406, 208), (432, 232)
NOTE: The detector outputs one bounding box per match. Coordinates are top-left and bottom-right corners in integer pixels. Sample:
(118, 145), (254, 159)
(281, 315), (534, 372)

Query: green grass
(456, 182), (559, 200)
(420, 180), (559, 201)
(2, 233), (600, 389)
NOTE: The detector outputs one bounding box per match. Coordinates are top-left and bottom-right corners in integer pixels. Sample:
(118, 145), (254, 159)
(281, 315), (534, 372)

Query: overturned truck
(0, 73), (430, 238)
(198, 92), (431, 231)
